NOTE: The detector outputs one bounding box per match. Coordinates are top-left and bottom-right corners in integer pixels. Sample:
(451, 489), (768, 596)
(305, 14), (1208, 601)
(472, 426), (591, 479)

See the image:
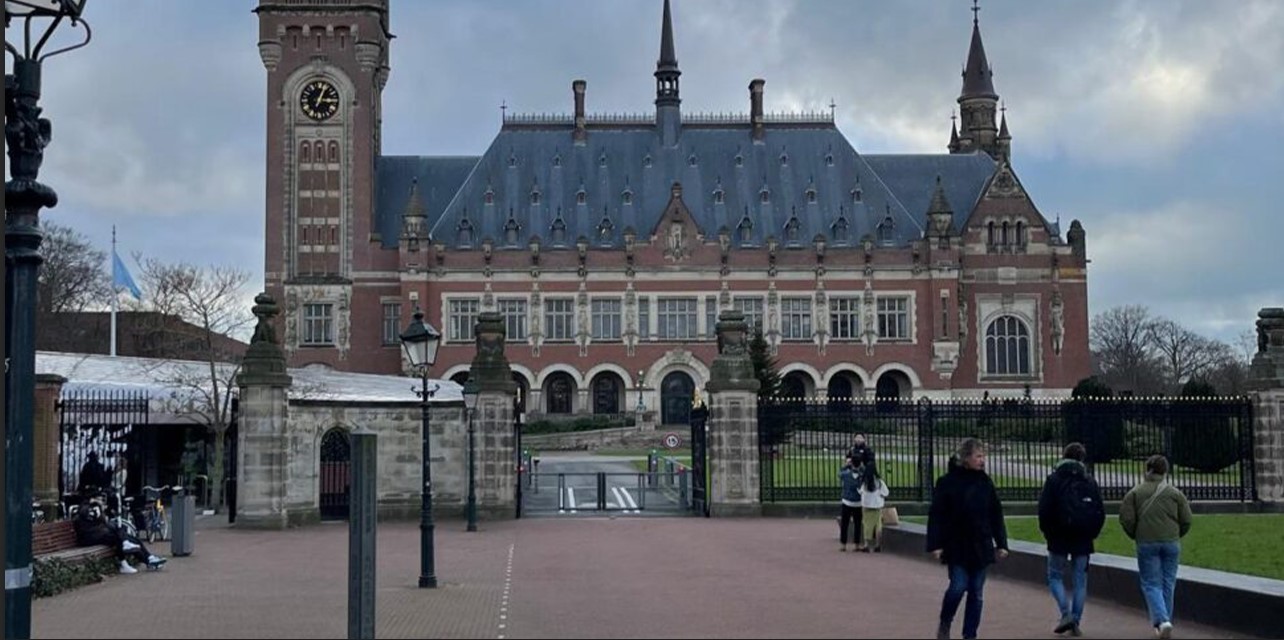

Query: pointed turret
(926, 175), (955, 239)
(996, 105), (1012, 162)
(953, 1), (1003, 161)
(655, 0), (682, 146)
(948, 112), (961, 153)
(401, 178), (428, 244)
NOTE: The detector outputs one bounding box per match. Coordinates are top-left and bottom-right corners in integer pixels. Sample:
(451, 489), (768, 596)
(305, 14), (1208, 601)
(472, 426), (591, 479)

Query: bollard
(348, 429), (377, 640)
(678, 468), (689, 510)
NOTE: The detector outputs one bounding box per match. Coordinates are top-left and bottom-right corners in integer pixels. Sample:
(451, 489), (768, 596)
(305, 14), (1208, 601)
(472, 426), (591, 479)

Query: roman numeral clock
(300, 79), (339, 121)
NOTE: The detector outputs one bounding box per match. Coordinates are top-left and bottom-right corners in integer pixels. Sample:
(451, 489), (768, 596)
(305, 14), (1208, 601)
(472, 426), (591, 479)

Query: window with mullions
(591, 299), (622, 341)
(448, 299), (479, 342)
(497, 299), (528, 342)
(657, 297), (698, 340)
(781, 298), (812, 341)
(734, 297), (765, 333)
(381, 302), (401, 345)
(985, 315), (1032, 376)
(544, 298), (575, 341)
(303, 303), (334, 345)
(876, 297), (909, 340)
(829, 297), (861, 340)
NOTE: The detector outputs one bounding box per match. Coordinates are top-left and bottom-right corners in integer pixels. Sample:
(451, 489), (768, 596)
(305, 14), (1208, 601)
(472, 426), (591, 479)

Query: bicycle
(140, 485), (179, 542)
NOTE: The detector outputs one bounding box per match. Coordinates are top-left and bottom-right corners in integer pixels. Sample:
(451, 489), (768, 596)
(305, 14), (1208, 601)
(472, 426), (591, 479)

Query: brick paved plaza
(31, 517), (1259, 639)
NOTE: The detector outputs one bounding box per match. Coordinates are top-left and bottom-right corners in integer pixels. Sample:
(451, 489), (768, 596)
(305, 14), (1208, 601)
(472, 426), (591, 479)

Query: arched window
(530, 188), (541, 206)
(328, 141), (339, 163)
(313, 141), (326, 162)
(985, 315), (1032, 375)
(545, 372), (575, 414)
(805, 188), (817, 204)
(1016, 221), (1027, 247)
(1001, 221), (1010, 246)
(760, 188), (770, 204)
(713, 189), (724, 205)
(622, 189), (633, 205)
(576, 189), (587, 205)
(299, 142), (311, 163)
(987, 221), (997, 246)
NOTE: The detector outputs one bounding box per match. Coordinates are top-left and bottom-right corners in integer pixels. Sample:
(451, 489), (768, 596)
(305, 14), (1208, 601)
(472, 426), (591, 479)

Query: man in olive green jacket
(1119, 455), (1192, 639)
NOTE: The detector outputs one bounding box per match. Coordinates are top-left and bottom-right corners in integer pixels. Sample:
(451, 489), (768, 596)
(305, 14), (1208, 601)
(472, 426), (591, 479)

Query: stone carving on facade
(529, 283), (542, 357)
(625, 285), (638, 357)
(767, 236), (779, 278)
(1050, 289), (1065, 356)
(663, 222), (690, 263)
(482, 282), (495, 311)
(577, 288), (590, 357)
(766, 282), (780, 355)
(985, 162), (1024, 199)
(814, 287), (829, 355)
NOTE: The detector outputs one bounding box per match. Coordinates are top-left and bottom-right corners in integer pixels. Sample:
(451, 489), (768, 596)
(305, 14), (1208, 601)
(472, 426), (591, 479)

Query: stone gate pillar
(705, 311), (762, 517)
(34, 374), (67, 514)
(471, 312), (518, 519)
(235, 293), (295, 528)
(1250, 308), (1284, 503)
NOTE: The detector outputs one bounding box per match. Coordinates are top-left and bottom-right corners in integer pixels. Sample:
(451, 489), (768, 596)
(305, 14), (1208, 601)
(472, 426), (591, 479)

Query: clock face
(300, 80), (340, 121)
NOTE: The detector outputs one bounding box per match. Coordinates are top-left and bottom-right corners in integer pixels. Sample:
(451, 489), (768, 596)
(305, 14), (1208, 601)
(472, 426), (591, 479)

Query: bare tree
(38, 222), (110, 314)
(1090, 305), (1164, 394)
(133, 257), (251, 513)
(1147, 319), (1236, 386)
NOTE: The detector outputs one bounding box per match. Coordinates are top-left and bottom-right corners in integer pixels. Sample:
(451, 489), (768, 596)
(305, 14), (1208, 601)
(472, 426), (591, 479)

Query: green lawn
(592, 447), (691, 458)
(906, 514), (1284, 581)
(768, 457), (1027, 489)
(629, 456), (693, 473)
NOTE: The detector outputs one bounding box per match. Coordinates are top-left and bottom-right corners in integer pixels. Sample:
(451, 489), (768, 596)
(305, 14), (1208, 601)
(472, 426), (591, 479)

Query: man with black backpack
(1038, 442), (1106, 637)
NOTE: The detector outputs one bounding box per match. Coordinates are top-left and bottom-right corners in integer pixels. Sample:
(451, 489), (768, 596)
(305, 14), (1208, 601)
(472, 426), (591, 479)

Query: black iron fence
(758, 397), (1256, 503)
(58, 389), (150, 515)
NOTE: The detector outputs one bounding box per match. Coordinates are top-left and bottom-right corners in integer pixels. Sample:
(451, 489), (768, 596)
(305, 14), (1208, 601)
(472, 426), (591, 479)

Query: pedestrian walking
(1038, 442), (1106, 637)
(1120, 455), (1192, 640)
(859, 458), (889, 553)
(927, 438), (1009, 640)
(838, 456), (863, 552)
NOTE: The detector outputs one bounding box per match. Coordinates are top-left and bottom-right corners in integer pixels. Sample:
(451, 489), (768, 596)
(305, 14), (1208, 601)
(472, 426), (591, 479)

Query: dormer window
(825, 154), (834, 167)
(457, 217), (475, 247)
(877, 216), (895, 246)
(784, 214), (800, 243)
(832, 215), (850, 243)
(551, 213), (567, 245)
(734, 154), (744, 167)
(553, 154), (562, 168)
(643, 155), (653, 168)
(622, 189), (633, 205)
(597, 215), (615, 241)
(737, 215), (754, 245)
(760, 188), (771, 204)
(576, 189), (587, 205)
(484, 188), (494, 205)
(851, 188), (862, 204)
(713, 189), (725, 205)
(530, 188), (541, 206)
(779, 153), (788, 165)
(688, 154), (698, 167)
(504, 214), (521, 246)
(508, 153), (517, 168)
(805, 188), (817, 204)
(599, 153), (607, 167)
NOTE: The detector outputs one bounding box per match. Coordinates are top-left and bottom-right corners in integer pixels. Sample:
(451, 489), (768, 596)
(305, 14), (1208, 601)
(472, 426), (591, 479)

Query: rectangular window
(877, 297), (910, 340)
(302, 303), (334, 345)
(544, 298), (575, 341)
(591, 299), (622, 341)
(638, 297), (650, 339)
(705, 295), (718, 339)
(381, 302), (401, 345)
(448, 299), (479, 342)
(829, 297), (861, 340)
(657, 297), (699, 340)
(734, 297), (765, 334)
(498, 299), (528, 342)
(781, 298), (812, 341)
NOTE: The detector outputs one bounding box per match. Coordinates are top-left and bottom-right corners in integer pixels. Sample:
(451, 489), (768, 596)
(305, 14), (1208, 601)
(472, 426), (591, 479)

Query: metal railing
(758, 397), (1256, 503)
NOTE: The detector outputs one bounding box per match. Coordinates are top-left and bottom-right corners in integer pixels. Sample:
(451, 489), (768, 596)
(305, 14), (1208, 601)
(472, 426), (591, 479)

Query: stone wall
(1251, 308), (1284, 503)
(286, 400), (467, 522)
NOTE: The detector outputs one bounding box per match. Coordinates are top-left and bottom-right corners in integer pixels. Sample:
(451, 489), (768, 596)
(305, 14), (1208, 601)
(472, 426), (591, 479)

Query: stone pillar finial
(239, 292), (292, 388)
(470, 311), (517, 393)
(706, 310), (760, 393)
(1251, 307), (1284, 389)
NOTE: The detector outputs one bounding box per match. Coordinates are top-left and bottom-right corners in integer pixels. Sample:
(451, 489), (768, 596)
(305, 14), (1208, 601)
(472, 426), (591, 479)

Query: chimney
(750, 79), (765, 143)
(572, 79), (587, 145)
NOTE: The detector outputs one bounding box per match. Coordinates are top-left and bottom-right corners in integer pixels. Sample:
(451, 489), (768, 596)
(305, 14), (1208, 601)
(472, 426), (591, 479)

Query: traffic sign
(662, 433), (681, 449)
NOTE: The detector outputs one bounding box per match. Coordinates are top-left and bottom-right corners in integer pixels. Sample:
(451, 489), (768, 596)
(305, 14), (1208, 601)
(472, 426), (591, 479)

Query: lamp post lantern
(462, 378), (480, 532)
(6, 2), (91, 637)
(400, 308), (441, 588)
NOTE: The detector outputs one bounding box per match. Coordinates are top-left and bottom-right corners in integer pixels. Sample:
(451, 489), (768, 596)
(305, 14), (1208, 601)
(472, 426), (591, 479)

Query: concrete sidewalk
(32, 518), (1260, 639)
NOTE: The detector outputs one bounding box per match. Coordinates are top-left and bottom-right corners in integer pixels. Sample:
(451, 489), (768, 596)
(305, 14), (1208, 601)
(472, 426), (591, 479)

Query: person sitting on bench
(72, 500), (166, 574)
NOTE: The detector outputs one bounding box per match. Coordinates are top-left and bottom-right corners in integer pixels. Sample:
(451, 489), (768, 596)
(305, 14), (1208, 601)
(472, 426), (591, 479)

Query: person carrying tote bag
(1119, 455), (1193, 640)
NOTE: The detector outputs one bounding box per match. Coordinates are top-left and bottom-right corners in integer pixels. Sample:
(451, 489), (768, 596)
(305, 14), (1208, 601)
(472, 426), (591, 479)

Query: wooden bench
(33, 520), (114, 564)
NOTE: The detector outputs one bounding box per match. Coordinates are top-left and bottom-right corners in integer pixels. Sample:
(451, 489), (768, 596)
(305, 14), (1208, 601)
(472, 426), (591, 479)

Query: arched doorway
(544, 372), (576, 415)
(875, 370), (912, 412)
(781, 371), (814, 399)
(450, 371), (470, 385)
(319, 428), (350, 521)
(827, 373), (862, 408)
(591, 372), (625, 415)
(660, 371), (695, 426)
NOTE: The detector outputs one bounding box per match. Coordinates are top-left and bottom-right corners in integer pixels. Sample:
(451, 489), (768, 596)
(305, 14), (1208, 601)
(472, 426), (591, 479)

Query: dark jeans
(839, 504), (862, 545)
(940, 564), (988, 639)
(104, 526), (152, 564)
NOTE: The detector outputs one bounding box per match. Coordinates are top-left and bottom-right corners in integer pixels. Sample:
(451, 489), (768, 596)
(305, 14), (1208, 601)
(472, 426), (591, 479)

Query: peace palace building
(256, 0), (1091, 425)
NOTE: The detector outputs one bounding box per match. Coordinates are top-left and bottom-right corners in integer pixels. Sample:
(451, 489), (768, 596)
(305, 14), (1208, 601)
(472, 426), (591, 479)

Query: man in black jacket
(1038, 442), (1106, 637)
(927, 438), (1009, 640)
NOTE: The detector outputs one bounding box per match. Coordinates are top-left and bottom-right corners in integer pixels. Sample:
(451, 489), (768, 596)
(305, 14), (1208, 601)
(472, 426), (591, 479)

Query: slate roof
(374, 155), (478, 249)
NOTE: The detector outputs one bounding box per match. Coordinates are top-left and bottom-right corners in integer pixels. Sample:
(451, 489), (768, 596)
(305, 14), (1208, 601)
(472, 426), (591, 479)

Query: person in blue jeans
(1037, 442), (1106, 636)
(927, 440), (1009, 640)
(1120, 455), (1193, 640)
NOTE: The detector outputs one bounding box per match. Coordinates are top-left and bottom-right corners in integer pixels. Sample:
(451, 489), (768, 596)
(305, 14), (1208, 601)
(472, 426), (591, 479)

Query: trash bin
(170, 491), (195, 557)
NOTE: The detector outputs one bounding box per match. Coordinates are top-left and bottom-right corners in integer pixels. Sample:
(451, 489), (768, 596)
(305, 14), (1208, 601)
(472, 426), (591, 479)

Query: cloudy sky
(7, 0), (1282, 344)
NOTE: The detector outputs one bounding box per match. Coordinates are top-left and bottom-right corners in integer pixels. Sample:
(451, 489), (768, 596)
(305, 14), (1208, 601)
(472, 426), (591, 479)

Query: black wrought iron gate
(319, 428), (351, 520)
(690, 403), (709, 517)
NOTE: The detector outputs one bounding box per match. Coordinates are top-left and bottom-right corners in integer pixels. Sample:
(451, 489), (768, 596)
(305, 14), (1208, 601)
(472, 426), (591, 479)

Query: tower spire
(960, 0), (996, 100)
(954, 0), (1003, 160)
(654, 0), (682, 145)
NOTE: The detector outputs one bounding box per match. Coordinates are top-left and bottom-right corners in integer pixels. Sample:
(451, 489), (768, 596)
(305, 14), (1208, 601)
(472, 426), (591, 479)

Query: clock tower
(256, 0), (391, 364)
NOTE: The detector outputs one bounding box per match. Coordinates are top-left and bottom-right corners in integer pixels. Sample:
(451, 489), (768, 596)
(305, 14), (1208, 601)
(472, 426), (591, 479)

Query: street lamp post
(5, 2), (91, 638)
(462, 378), (480, 532)
(400, 308), (441, 589)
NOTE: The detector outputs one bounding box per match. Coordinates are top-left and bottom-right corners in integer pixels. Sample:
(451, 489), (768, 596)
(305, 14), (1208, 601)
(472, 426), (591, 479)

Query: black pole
(348, 429), (376, 640)
(6, 57), (57, 640)
(418, 368), (437, 588)
(467, 407), (478, 532)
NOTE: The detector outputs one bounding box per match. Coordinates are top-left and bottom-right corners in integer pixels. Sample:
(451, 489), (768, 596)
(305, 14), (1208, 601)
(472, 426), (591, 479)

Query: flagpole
(111, 225), (117, 357)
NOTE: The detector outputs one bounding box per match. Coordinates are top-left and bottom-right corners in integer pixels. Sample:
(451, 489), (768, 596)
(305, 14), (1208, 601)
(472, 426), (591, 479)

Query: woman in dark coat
(927, 439), (1009, 640)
